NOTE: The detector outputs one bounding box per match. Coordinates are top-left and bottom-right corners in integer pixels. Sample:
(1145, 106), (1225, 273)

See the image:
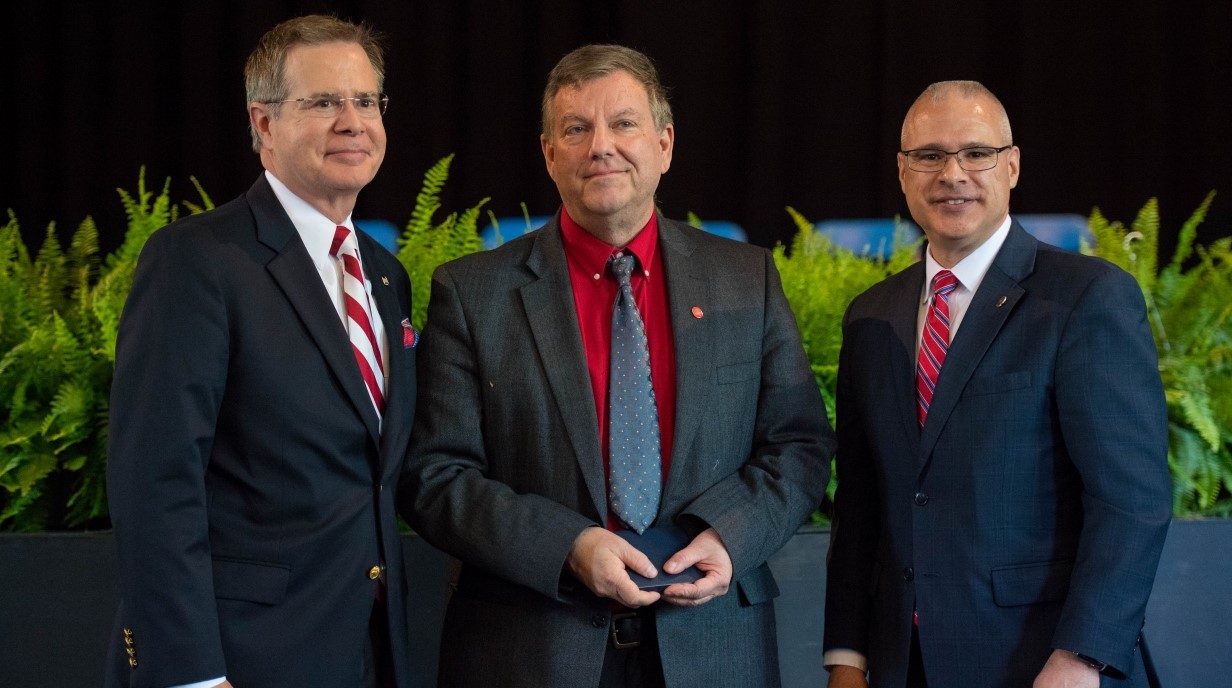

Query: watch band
(1071, 651), (1107, 672)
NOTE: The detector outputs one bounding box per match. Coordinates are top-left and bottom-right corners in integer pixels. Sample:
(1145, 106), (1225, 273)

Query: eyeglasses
(900, 145), (1011, 172)
(265, 94), (389, 119)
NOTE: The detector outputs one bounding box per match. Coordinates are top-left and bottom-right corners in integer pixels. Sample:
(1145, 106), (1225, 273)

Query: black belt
(609, 611), (643, 649)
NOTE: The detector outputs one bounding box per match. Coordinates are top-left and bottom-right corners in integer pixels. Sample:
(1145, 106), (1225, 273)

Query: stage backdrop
(3, 1), (1230, 256)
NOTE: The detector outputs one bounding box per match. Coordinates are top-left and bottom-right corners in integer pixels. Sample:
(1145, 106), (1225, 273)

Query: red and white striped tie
(330, 226), (385, 415)
(916, 270), (958, 426)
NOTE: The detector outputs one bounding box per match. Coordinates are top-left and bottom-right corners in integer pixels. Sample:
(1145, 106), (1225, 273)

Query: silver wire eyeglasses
(265, 93), (389, 118)
(900, 145), (1011, 172)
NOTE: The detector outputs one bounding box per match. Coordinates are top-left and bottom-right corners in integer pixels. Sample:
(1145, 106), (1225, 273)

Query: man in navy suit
(106, 15), (416, 688)
(403, 44), (833, 686)
(823, 81), (1172, 688)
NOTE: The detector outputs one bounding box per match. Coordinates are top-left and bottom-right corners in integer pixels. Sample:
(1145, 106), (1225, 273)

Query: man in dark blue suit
(106, 15), (416, 688)
(823, 81), (1172, 688)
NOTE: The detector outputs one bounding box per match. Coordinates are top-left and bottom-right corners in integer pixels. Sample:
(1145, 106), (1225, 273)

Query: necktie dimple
(607, 252), (661, 534)
(916, 270), (958, 427)
(330, 226), (385, 416)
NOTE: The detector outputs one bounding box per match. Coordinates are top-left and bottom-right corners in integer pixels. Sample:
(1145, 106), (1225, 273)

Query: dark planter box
(0, 522), (1225, 687)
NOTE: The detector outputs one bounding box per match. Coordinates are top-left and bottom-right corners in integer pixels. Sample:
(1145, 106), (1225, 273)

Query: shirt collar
(264, 170), (353, 262)
(922, 214), (1012, 302)
(559, 206), (659, 282)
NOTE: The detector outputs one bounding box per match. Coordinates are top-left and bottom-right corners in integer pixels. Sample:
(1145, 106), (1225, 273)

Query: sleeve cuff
(823, 648), (868, 672)
(169, 677), (227, 688)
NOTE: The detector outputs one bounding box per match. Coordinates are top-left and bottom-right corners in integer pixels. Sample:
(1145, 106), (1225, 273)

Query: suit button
(591, 614), (608, 629)
(128, 658), (138, 668)
(368, 565), (381, 580)
(913, 492), (929, 505)
(903, 567), (914, 582)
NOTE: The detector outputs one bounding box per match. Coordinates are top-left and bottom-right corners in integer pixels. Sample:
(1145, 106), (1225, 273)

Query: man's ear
(250, 102), (275, 149)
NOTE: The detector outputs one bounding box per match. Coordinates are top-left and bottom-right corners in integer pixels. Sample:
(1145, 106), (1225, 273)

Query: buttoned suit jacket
(823, 221), (1172, 688)
(402, 214), (834, 687)
(105, 175), (417, 688)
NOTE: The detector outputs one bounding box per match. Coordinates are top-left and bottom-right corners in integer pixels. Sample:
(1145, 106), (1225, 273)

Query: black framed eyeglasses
(900, 145), (1011, 172)
(265, 94), (389, 119)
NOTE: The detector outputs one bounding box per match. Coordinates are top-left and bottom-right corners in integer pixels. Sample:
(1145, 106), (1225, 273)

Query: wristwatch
(1071, 651), (1107, 672)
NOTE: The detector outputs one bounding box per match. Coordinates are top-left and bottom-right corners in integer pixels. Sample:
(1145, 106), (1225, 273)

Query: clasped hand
(566, 527), (733, 608)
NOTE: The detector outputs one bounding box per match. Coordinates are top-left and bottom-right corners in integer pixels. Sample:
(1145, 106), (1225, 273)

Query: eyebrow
(609, 107), (640, 120)
(908, 141), (996, 150)
(298, 90), (381, 98)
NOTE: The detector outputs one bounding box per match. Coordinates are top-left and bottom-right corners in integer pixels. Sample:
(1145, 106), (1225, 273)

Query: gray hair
(541, 44), (672, 138)
(244, 15), (385, 152)
(901, 80), (1013, 148)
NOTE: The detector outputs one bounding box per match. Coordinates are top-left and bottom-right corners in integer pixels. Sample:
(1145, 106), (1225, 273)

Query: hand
(826, 665), (869, 688)
(566, 527), (661, 608)
(660, 528), (733, 607)
(1033, 649), (1100, 688)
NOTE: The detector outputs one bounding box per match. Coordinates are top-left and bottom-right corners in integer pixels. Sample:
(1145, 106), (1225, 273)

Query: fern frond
(784, 206), (815, 234)
(1126, 198), (1160, 291)
(31, 225), (68, 317)
(403, 154), (453, 242)
(1167, 190), (1215, 274)
(395, 156), (489, 331)
(180, 176), (216, 215)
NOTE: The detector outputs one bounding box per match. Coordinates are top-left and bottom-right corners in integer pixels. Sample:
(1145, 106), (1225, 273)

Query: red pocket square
(401, 318), (419, 349)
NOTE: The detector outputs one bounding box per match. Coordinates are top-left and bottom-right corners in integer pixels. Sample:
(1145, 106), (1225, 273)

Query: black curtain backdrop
(4, 1), (1230, 257)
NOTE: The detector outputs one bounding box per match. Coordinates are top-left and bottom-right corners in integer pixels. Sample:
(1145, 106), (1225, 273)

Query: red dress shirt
(559, 208), (677, 531)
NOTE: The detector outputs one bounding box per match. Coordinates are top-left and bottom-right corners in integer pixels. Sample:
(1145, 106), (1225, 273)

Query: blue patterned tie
(608, 252), (661, 534)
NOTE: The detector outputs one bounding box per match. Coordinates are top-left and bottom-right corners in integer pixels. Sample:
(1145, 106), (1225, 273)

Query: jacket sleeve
(399, 263), (597, 601)
(1049, 266), (1172, 677)
(107, 228), (229, 686)
(678, 249), (835, 578)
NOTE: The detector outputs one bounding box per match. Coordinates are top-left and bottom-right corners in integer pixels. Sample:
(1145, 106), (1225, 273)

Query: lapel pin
(995, 295), (1007, 308)
(691, 306), (704, 319)
(381, 276), (390, 286)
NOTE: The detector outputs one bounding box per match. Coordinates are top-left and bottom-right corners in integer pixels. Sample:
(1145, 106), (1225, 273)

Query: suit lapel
(358, 231), (413, 465)
(248, 177), (382, 445)
(888, 263), (928, 446)
(519, 220), (608, 520)
(919, 222), (1037, 464)
(657, 219), (712, 503)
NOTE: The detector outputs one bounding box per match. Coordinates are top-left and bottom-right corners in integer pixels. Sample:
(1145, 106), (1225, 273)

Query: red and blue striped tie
(916, 270), (958, 427)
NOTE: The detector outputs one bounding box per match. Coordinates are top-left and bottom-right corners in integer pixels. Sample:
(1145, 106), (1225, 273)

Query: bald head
(901, 80), (1012, 149)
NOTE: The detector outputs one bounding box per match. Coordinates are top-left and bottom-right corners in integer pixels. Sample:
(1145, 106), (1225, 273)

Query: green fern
(396, 155), (490, 331)
(0, 169), (210, 530)
(772, 208), (922, 523)
(1088, 193), (1232, 516)
(402, 154), (453, 241)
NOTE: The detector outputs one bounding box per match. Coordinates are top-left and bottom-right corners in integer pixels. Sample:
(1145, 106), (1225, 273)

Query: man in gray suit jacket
(823, 81), (1172, 688)
(403, 44), (834, 686)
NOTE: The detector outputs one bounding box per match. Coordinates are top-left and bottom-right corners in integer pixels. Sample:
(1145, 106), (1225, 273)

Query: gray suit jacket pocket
(212, 557), (291, 605)
(991, 559), (1073, 607)
(716, 360), (759, 385)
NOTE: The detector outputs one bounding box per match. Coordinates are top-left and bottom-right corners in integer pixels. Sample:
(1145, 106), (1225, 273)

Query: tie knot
(609, 252), (637, 286)
(932, 270), (958, 296)
(329, 225), (354, 258)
